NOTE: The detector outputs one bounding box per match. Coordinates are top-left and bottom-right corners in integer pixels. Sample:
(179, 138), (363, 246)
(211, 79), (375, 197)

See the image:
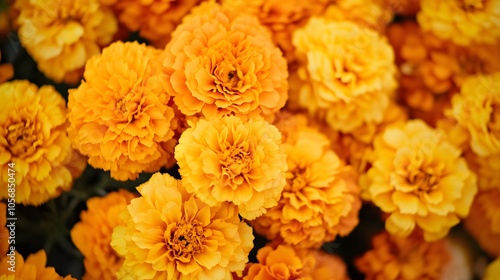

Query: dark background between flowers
(0, 2), (491, 279)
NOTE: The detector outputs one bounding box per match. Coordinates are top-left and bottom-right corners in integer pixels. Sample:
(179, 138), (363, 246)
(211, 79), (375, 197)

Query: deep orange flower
(101, 0), (201, 48)
(243, 244), (348, 280)
(417, 0), (500, 46)
(70, 189), (136, 280)
(361, 120), (477, 241)
(463, 189), (500, 257)
(387, 21), (500, 126)
(252, 113), (361, 248)
(290, 17), (397, 133)
(0, 203), (7, 256)
(0, 250), (76, 279)
(111, 173), (254, 279)
(355, 231), (451, 280)
(175, 115), (287, 220)
(163, 2), (288, 120)
(0, 80), (86, 205)
(14, 0), (117, 84)
(221, 0), (331, 64)
(384, 0), (420, 16)
(68, 41), (177, 181)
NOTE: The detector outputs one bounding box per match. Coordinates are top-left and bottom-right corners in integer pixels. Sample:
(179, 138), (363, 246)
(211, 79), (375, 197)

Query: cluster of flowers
(1, 0), (500, 279)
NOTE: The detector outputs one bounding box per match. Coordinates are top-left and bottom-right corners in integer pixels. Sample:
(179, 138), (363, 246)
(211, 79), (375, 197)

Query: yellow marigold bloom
(0, 250), (76, 279)
(164, 2), (288, 120)
(417, 0), (500, 46)
(175, 116), (287, 220)
(464, 189), (500, 257)
(323, 0), (392, 33)
(14, 0), (117, 84)
(355, 231), (451, 280)
(68, 41), (177, 181)
(0, 203), (7, 256)
(221, 0), (331, 64)
(243, 245), (348, 280)
(101, 0), (201, 48)
(251, 115), (361, 248)
(361, 120), (477, 241)
(70, 189), (136, 280)
(446, 73), (500, 157)
(387, 21), (500, 126)
(291, 17), (397, 133)
(0, 80), (86, 205)
(484, 258), (500, 280)
(111, 173), (254, 279)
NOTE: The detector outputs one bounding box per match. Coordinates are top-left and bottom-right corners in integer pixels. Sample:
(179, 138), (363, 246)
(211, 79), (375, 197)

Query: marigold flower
(463, 189), (500, 257)
(290, 17), (397, 133)
(446, 73), (500, 157)
(361, 120), (477, 241)
(417, 0), (500, 46)
(111, 173), (254, 279)
(68, 41), (177, 181)
(387, 21), (500, 125)
(251, 114), (361, 248)
(0, 203), (7, 256)
(0, 250), (76, 279)
(14, 0), (117, 84)
(384, 0), (420, 16)
(463, 151), (500, 191)
(243, 245), (348, 280)
(221, 0), (331, 64)
(70, 189), (136, 280)
(163, 2), (288, 120)
(175, 115), (287, 220)
(323, 0), (392, 33)
(101, 0), (201, 48)
(355, 231), (450, 280)
(0, 80), (86, 205)
(484, 258), (500, 279)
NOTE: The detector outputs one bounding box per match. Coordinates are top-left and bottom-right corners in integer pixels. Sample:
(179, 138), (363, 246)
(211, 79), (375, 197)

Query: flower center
(213, 61), (243, 94)
(167, 220), (205, 262)
(488, 104), (500, 139)
(407, 169), (439, 193)
(287, 168), (308, 192)
(221, 146), (253, 178)
(115, 94), (143, 122)
(6, 120), (40, 156)
(459, 0), (486, 10)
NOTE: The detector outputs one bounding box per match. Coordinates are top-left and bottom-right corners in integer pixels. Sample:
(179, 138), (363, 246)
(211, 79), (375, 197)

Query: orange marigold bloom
(221, 0), (331, 64)
(14, 0), (117, 84)
(355, 231), (451, 280)
(163, 2), (288, 120)
(175, 115), (287, 220)
(111, 173), (254, 279)
(387, 21), (500, 126)
(70, 189), (136, 280)
(251, 114), (361, 248)
(323, 0), (392, 33)
(446, 73), (500, 157)
(384, 0), (420, 16)
(0, 203), (7, 256)
(361, 120), (477, 241)
(68, 41), (177, 181)
(484, 258), (500, 279)
(101, 0), (201, 48)
(290, 17), (397, 133)
(243, 245), (348, 280)
(417, 0), (500, 46)
(463, 189), (500, 257)
(0, 80), (86, 205)
(0, 250), (76, 279)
